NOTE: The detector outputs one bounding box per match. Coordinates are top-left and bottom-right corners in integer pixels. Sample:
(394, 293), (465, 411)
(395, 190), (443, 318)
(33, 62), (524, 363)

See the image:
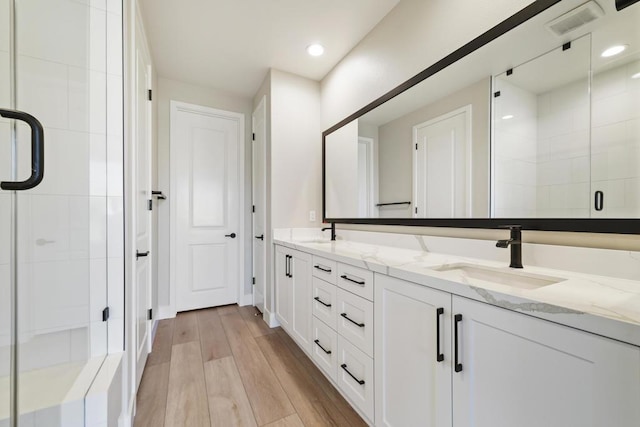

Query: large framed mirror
(322, 0), (640, 233)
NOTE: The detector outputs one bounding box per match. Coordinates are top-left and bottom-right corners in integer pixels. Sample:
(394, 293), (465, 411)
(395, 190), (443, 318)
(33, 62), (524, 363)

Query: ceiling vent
(545, 1), (604, 37)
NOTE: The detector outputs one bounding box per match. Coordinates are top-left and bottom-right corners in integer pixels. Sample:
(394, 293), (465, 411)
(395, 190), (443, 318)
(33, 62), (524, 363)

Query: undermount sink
(432, 263), (565, 290)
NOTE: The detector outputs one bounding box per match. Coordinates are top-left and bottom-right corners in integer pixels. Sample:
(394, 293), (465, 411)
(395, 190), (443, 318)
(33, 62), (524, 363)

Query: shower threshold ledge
(0, 356), (105, 426)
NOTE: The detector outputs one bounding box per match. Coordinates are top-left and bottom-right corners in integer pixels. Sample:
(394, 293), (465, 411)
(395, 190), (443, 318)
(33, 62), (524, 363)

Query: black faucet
(321, 223), (336, 241)
(496, 225), (523, 269)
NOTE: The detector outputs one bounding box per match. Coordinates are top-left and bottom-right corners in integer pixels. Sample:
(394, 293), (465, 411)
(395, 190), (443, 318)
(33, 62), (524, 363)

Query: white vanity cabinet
(452, 295), (640, 427)
(375, 273), (640, 427)
(374, 274), (453, 427)
(274, 245), (313, 353)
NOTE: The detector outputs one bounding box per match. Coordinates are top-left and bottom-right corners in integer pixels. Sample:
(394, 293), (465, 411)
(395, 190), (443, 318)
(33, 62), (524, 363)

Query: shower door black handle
(0, 109), (44, 191)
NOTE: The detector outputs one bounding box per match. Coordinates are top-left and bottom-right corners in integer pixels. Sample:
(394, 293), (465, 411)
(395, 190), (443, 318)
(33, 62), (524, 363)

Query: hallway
(133, 305), (367, 427)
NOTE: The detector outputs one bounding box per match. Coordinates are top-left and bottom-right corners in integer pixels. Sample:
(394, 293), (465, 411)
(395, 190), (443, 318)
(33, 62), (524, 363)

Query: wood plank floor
(133, 305), (367, 427)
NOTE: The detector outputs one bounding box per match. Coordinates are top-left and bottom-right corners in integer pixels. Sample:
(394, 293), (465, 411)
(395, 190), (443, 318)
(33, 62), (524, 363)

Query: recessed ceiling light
(502, 115), (514, 120)
(307, 44), (324, 57)
(632, 72), (640, 79)
(601, 45), (627, 58)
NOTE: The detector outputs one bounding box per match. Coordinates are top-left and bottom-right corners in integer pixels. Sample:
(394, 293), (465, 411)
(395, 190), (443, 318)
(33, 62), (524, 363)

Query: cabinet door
(452, 296), (640, 427)
(375, 274), (452, 427)
(291, 249), (312, 353)
(274, 246), (292, 332)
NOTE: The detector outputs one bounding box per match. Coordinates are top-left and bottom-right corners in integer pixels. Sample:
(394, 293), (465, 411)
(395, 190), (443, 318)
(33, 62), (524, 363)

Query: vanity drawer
(337, 263), (374, 301)
(336, 288), (374, 357)
(312, 277), (337, 330)
(312, 317), (338, 381)
(337, 335), (374, 422)
(312, 256), (337, 284)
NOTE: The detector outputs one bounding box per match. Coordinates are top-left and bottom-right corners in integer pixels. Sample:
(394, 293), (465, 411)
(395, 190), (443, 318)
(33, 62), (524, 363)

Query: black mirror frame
(322, 0), (640, 234)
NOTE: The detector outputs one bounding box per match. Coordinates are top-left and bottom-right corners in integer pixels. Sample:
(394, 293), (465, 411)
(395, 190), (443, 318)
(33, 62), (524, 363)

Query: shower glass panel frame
(1, 0), (111, 425)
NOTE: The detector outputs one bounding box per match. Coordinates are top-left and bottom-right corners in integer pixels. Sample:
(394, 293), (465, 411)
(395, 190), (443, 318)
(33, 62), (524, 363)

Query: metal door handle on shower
(0, 109), (44, 191)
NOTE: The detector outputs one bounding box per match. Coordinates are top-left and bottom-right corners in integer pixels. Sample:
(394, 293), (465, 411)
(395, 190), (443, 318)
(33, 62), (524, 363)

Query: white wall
(320, 0), (534, 129)
(270, 69), (322, 229)
(155, 77), (254, 312)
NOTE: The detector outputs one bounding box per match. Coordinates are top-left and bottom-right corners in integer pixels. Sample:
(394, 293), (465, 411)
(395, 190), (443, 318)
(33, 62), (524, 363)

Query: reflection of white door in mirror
(358, 137), (376, 217)
(413, 106), (472, 218)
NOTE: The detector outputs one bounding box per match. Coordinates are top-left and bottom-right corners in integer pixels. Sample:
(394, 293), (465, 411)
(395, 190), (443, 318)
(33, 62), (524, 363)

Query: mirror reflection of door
(357, 137), (375, 217)
(413, 106), (472, 218)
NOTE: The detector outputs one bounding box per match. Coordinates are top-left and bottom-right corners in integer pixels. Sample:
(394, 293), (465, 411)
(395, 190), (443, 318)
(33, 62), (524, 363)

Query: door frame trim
(169, 100), (245, 316)
(252, 95), (266, 311)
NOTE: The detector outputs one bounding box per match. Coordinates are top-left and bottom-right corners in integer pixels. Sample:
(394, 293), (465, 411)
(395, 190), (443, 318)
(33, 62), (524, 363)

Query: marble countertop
(274, 237), (640, 347)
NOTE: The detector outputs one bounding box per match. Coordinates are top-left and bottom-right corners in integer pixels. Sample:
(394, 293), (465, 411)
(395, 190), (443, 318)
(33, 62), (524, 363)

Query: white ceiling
(139, 0), (401, 98)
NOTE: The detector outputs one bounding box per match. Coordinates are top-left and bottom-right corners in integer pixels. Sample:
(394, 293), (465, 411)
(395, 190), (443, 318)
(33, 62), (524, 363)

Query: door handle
(254, 234), (264, 240)
(436, 307), (444, 362)
(136, 251), (149, 259)
(0, 109), (44, 191)
(225, 233), (237, 238)
(454, 314), (463, 373)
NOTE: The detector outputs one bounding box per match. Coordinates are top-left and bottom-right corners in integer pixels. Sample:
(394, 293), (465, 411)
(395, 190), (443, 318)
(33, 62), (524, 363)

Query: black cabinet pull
(436, 307), (444, 363)
(0, 109), (44, 191)
(341, 364), (365, 385)
(285, 255), (291, 278)
(225, 233), (237, 238)
(454, 314), (463, 373)
(288, 255), (293, 278)
(255, 234), (264, 240)
(314, 265), (332, 273)
(314, 339), (332, 355)
(595, 191), (604, 211)
(340, 274), (365, 286)
(314, 296), (331, 308)
(341, 312), (365, 328)
(136, 251), (150, 259)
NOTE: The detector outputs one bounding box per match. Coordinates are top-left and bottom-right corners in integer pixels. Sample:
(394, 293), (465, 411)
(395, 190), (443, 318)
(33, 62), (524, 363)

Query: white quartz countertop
(274, 237), (640, 347)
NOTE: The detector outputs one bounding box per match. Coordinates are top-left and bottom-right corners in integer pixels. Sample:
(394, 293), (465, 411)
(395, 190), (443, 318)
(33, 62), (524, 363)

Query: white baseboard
(264, 308), (281, 328)
(157, 305), (176, 320)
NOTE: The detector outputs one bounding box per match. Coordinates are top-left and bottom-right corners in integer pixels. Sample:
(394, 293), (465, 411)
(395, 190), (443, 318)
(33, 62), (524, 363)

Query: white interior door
(357, 137), (374, 217)
(134, 33), (152, 387)
(252, 97), (266, 313)
(171, 102), (243, 312)
(413, 106), (471, 218)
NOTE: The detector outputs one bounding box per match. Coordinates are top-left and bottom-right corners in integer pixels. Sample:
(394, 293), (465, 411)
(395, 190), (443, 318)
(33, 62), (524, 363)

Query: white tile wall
(591, 60), (640, 218)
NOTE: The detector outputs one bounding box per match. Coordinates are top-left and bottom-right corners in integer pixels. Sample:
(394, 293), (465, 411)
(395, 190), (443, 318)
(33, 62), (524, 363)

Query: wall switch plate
(309, 210), (316, 222)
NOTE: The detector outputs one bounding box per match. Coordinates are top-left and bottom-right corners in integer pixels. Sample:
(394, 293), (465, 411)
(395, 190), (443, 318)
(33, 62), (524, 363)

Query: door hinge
(562, 42), (571, 51)
(147, 199), (153, 211)
(415, 207), (418, 214)
(102, 307), (110, 322)
(252, 277), (255, 285)
(252, 132), (255, 141)
(148, 308), (153, 321)
(148, 89), (152, 101)
(252, 205), (255, 213)
(415, 143), (418, 150)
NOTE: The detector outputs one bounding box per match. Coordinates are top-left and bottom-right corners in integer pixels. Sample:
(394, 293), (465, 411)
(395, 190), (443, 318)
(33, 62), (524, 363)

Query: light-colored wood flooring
(133, 305), (367, 427)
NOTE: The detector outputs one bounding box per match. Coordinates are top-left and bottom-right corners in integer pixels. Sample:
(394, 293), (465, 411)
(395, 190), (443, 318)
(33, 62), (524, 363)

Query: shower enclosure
(1, 0), (120, 425)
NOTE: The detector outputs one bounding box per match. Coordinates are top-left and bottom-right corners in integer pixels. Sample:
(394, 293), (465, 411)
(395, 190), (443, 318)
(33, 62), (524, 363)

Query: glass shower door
(1, 0), (110, 425)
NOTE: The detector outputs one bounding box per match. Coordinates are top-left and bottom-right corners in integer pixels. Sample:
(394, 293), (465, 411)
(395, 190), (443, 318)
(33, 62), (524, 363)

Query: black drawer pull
(314, 296), (332, 308)
(136, 251), (150, 259)
(341, 364), (365, 385)
(436, 307), (444, 363)
(454, 314), (463, 373)
(314, 339), (332, 355)
(314, 265), (332, 273)
(341, 312), (365, 328)
(340, 275), (365, 286)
